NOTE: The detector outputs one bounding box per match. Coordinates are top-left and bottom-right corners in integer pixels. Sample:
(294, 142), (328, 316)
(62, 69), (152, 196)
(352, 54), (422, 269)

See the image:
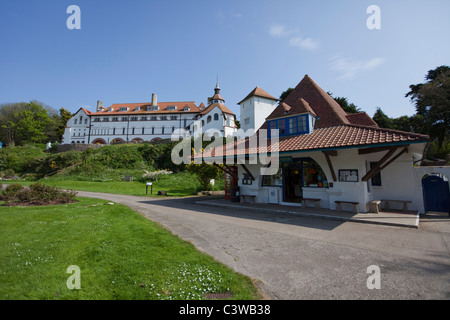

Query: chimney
(151, 93), (157, 106)
(97, 100), (103, 111)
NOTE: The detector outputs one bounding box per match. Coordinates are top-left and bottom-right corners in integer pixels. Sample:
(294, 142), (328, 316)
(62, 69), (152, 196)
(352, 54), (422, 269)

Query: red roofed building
(62, 83), (237, 144)
(201, 75), (429, 214)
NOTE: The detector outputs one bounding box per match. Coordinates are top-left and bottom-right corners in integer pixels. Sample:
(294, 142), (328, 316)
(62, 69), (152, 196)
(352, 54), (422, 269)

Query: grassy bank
(0, 144), (225, 197)
(0, 197), (259, 300)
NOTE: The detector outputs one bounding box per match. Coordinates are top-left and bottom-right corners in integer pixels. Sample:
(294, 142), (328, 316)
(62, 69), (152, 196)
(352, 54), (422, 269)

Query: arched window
(207, 115), (212, 123)
(214, 113), (219, 121)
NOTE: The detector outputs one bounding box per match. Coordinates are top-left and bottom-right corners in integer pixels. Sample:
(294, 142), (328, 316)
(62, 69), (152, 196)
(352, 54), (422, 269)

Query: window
(370, 162), (382, 186)
(121, 117), (128, 121)
(244, 118), (250, 125)
(160, 116), (167, 121)
(130, 116), (138, 121)
(150, 116), (157, 121)
(112, 117), (119, 122)
(74, 119), (78, 125)
(151, 127), (155, 134)
(214, 113), (219, 121)
(162, 127), (165, 134)
(242, 173), (253, 185)
(207, 115), (212, 123)
(171, 115), (178, 120)
(167, 105), (177, 111)
(122, 128), (126, 135)
(262, 167), (283, 186)
(140, 116), (147, 121)
(142, 128), (145, 134)
(84, 119), (88, 124)
(268, 115), (309, 137)
(289, 117), (297, 133)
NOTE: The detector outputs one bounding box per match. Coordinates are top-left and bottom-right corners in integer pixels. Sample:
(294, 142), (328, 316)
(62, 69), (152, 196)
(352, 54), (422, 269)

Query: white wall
(240, 96), (277, 132)
(235, 143), (427, 213)
(62, 109), (90, 144)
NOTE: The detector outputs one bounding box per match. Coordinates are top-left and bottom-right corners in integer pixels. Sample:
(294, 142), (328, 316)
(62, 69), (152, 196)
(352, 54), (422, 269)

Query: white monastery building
(62, 82), (237, 145)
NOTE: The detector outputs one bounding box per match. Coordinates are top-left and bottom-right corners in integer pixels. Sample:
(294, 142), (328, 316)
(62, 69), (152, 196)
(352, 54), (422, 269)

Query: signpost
(146, 182), (153, 195)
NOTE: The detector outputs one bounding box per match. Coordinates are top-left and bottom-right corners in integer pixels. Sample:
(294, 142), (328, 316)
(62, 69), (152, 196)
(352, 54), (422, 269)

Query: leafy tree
(405, 65), (450, 150)
(372, 107), (393, 129)
(327, 92), (362, 114)
(14, 102), (52, 144)
(279, 88), (293, 102)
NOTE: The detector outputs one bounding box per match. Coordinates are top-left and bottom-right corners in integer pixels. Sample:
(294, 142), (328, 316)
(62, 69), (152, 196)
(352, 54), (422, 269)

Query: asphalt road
(77, 191), (450, 300)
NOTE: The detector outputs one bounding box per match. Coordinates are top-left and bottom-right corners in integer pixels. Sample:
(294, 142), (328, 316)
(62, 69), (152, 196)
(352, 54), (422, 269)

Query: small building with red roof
(199, 75), (429, 214)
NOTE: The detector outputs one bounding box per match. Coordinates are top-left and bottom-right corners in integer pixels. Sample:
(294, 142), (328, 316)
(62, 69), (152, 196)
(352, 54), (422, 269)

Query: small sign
(146, 182), (152, 186)
(339, 169), (359, 182)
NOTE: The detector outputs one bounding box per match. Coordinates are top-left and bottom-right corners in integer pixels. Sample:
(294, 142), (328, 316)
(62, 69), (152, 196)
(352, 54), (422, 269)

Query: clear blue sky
(1, 0), (449, 119)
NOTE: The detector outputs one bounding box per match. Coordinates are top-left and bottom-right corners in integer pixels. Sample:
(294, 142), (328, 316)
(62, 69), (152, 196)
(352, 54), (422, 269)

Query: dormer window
(183, 107), (190, 111)
(166, 105), (177, 111)
(268, 114), (312, 138)
(119, 107), (129, 112)
(148, 106), (159, 111)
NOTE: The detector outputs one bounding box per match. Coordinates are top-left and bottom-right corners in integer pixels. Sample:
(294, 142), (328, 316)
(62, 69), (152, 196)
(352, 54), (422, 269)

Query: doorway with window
(281, 158), (328, 203)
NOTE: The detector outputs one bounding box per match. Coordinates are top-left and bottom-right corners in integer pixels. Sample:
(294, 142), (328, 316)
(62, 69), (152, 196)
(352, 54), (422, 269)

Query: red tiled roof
(282, 75), (350, 128)
(199, 124), (429, 159)
(80, 107), (92, 115)
(200, 103), (236, 116)
(90, 101), (199, 115)
(267, 98), (317, 119)
(346, 112), (378, 127)
(238, 86), (278, 104)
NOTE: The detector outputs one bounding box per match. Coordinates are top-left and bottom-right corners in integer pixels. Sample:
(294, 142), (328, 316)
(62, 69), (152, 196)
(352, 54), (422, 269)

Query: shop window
(262, 167), (283, 186)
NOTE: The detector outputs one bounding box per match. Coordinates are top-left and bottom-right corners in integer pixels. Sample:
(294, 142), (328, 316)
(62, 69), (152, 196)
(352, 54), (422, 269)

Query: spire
(208, 77), (225, 105)
(215, 76), (220, 95)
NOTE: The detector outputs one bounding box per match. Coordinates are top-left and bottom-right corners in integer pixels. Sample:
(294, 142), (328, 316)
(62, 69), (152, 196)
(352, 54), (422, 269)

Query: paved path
(77, 191), (450, 300)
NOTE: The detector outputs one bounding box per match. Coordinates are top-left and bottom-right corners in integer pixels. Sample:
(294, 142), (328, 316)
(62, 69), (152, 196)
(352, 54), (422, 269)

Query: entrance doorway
(284, 165), (303, 203)
(281, 158), (328, 204)
(422, 174), (450, 214)
(224, 166), (238, 200)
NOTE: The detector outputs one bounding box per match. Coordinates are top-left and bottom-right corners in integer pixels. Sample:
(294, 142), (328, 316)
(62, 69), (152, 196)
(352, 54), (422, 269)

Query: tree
(186, 161), (222, 191)
(0, 101), (55, 146)
(327, 92), (362, 114)
(372, 107), (393, 129)
(279, 88), (293, 102)
(406, 65), (450, 150)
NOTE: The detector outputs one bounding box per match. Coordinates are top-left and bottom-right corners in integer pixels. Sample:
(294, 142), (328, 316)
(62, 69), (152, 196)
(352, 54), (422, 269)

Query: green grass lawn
(0, 197), (259, 300)
(1, 172), (224, 198)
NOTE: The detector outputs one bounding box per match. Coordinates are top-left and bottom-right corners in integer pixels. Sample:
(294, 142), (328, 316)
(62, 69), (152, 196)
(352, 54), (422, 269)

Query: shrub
(1, 183), (77, 206)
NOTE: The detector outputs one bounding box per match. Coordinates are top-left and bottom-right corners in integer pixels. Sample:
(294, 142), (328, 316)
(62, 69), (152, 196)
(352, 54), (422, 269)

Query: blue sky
(1, 0), (449, 119)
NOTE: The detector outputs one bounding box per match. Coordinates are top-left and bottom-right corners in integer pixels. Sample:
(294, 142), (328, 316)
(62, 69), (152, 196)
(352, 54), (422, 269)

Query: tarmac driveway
(77, 191), (450, 300)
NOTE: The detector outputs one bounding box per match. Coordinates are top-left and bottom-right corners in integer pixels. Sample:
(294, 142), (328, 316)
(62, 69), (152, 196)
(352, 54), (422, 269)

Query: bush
(1, 183), (77, 206)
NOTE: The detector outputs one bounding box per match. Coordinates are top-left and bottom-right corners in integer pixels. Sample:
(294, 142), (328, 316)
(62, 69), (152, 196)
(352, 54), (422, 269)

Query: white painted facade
(236, 142), (428, 213)
(189, 105), (237, 139)
(239, 92), (278, 132)
(62, 84), (237, 145)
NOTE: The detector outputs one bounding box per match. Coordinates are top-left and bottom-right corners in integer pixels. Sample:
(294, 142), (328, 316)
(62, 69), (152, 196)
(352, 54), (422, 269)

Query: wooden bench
(301, 198), (321, 209)
(367, 200), (381, 214)
(121, 175), (133, 182)
(240, 195), (256, 204)
(335, 200), (359, 213)
(381, 199), (412, 212)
